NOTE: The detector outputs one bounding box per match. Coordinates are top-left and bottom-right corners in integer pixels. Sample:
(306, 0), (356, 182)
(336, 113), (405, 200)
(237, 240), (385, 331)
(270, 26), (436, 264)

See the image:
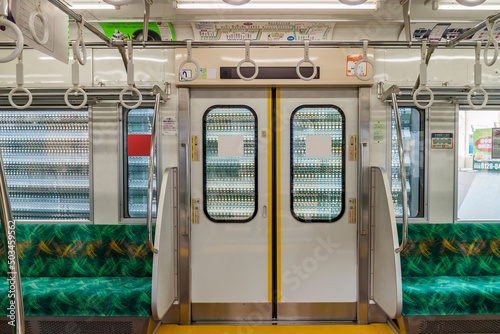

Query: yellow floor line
(156, 324), (393, 334)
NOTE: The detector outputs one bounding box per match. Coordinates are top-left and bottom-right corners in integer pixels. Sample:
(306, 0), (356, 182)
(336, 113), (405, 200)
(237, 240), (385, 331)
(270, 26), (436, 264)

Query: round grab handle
(413, 86), (434, 109)
(467, 87), (489, 110)
(29, 11), (49, 45)
(338, 0), (368, 5)
(456, 0), (486, 6)
(8, 87), (33, 110)
(64, 87), (88, 110)
(120, 87), (143, 109)
(354, 58), (375, 81)
(222, 0), (251, 4)
(0, 18), (25, 63)
(72, 36), (87, 66)
(103, 0), (133, 6)
(237, 59), (259, 81)
(179, 59), (200, 82)
(296, 59), (317, 81)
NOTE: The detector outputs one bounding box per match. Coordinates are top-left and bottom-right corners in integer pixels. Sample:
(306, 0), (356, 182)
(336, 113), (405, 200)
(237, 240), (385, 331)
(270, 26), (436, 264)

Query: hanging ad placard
(492, 128), (500, 160)
(473, 128), (500, 171)
(192, 22), (335, 41)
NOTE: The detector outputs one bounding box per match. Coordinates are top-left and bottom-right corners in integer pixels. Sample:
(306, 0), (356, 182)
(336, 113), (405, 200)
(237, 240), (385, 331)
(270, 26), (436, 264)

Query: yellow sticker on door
(192, 198), (200, 224)
(346, 55), (366, 77)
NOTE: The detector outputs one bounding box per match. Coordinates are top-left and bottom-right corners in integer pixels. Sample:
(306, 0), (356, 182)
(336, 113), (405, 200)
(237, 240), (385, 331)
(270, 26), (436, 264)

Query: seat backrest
(0, 224), (154, 278)
(398, 223), (500, 277)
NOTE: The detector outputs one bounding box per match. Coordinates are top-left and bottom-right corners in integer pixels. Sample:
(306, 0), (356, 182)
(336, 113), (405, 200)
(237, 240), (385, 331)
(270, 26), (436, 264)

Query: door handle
(262, 205), (267, 218)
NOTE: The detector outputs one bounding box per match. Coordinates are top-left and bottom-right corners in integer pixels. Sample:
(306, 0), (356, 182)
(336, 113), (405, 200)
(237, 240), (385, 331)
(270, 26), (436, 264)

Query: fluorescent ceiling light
(439, 4), (500, 10)
(177, 3), (376, 9)
(70, 4), (116, 8)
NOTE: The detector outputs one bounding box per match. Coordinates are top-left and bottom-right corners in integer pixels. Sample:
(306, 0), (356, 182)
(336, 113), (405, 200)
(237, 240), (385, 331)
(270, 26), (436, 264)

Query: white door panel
(279, 88), (358, 303)
(191, 88), (269, 304)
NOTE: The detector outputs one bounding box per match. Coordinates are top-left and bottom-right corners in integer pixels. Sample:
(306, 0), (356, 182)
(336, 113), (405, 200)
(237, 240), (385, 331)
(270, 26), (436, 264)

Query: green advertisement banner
(473, 128), (500, 171)
(98, 22), (175, 41)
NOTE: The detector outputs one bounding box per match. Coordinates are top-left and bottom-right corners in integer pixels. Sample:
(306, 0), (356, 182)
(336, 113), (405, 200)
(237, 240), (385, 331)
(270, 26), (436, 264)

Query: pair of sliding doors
(190, 87), (358, 321)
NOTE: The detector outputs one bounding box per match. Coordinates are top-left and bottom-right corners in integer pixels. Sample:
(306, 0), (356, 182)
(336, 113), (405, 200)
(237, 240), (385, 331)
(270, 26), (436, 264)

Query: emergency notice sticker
(192, 198), (200, 224)
(347, 55), (366, 77)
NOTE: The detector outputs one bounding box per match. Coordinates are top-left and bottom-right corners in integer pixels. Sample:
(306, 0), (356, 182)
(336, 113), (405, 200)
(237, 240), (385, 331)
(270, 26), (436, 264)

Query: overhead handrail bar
(8, 53), (33, 110)
(64, 45), (87, 109)
(354, 39), (375, 81)
(147, 85), (170, 254)
(179, 40), (200, 82)
(237, 40), (259, 81)
(296, 39), (317, 81)
(0, 150), (25, 334)
(483, 18), (499, 66)
(119, 40), (143, 110)
(391, 89), (408, 253)
(47, 0), (112, 45)
(72, 21), (87, 66)
(468, 41), (489, 110)
(29, 0), (49, 45)
(448, 12), (500, 47)
(0, 8), (24, 63)
(413, 41), (434, 109)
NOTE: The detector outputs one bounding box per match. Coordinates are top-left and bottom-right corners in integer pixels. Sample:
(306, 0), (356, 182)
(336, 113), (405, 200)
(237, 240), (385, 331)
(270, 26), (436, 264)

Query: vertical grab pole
(0, 150), (25, 334)
(391, 92), (408, 253)
(147, 92), (161, 254)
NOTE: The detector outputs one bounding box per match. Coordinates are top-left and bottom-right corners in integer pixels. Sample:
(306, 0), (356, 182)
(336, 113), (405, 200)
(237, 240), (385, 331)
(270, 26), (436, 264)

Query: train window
(457, 108), (500, 221)
(291, 106), (345, 223)
(390, 107), (425, 218)
(0, 110), (90, 221)
(203, 106), (258, 222)
(125, 108), (157, 218)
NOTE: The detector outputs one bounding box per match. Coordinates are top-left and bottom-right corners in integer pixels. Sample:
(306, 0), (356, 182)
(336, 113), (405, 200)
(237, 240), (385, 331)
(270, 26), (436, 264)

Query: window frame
(387, 104), (428, 221)
(290, 104), (346, 223)
(122, 106), (160, 220)
(202, 105), (259, 223)
(0, 107), (93, 223)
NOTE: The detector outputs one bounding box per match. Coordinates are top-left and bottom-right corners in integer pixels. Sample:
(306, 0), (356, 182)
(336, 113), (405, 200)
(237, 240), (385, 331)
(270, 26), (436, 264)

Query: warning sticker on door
(192, 198), (200, 224)
(192, 135), (200, 161)
(348, 198), (357, 224)
(346, 55), (366, 77)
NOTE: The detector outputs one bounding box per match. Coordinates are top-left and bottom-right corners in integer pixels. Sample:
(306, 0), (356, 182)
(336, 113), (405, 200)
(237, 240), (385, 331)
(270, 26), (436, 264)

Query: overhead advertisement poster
(98, 22), (175, 41)
(399, 22), (499, 42)
(192, 22), (335, 41)
(473, 128), (500, 171)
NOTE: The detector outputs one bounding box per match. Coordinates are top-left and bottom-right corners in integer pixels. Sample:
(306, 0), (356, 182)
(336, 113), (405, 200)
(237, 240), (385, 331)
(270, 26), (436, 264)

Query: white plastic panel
(152, 168), (176, 320)
(190, 88), (269, 304)
(279, 88), (358, 303)
(372, 167), (402, 319)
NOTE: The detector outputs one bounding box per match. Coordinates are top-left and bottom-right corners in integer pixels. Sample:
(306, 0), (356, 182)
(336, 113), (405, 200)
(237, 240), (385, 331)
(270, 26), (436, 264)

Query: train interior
(0, 0), (500, 333)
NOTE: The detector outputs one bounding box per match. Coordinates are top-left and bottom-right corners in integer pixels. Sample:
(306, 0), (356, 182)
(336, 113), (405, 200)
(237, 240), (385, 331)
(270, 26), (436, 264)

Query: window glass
(204, 106), (257, 222)
(0, 110), (90, 220)
(126, 108), (156, 218)
(291, 106), (344, 222)
(457, 108), (500, 220)
(391, 107), (425, 218)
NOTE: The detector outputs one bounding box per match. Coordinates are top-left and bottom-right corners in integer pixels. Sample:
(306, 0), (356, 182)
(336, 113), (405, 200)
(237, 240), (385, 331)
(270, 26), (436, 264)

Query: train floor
(155, 324), (393, 334)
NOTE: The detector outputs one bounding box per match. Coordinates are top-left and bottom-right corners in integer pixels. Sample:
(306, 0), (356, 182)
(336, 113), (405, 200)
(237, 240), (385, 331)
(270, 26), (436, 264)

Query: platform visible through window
(0, 110), (90, 220)
(126, 108), (156, 218)
(291, 105), (345, 222)
(457, 108), (500, 220)
(391, 107), (425, 218)
(203, 106), (257, 222)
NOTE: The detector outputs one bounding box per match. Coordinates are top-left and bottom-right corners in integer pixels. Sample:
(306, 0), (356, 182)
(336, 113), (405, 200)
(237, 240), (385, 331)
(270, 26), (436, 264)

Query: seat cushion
(0, 277), (152, 317)
(402, 276), (500, 316)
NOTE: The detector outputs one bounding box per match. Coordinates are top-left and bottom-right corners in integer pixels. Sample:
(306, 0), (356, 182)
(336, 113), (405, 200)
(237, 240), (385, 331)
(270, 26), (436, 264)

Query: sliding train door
(190, 88), (271, 321)
(190, 87), (358, 322)
(278, 87), (358, 320)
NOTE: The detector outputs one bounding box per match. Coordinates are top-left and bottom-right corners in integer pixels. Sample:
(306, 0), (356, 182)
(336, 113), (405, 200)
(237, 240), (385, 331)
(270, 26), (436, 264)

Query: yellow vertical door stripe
(267, 87), (273, 304)
(276, 87), (282, 303)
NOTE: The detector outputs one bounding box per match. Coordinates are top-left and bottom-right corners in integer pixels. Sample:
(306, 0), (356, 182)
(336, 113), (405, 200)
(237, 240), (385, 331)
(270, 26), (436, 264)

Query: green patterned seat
(0, 224), (154, 317)
(399, 224), (500, 316)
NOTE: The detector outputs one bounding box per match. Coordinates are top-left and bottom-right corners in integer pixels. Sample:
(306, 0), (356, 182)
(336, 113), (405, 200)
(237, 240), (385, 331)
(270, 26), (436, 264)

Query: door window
(290, 105), (345, 222)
